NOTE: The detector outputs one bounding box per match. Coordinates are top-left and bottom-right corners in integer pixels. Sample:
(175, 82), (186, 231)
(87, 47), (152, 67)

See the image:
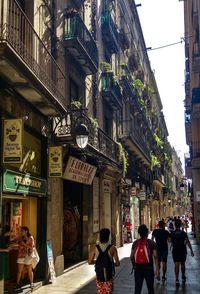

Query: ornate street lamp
(75, 123), (89, 149)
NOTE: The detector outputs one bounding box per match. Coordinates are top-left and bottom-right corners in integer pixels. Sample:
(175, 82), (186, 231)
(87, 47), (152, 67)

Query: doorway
(63, 180), (83, 267)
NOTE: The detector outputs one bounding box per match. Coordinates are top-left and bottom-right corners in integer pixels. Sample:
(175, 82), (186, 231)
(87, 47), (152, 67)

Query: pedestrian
(130, 224), (159, 294)
(15, 226), (34, 291)
(88, 228), (120, 294)
(151, 220), (170, 281)
(170, 219), (194, 285)
(167, 217), (175, 233)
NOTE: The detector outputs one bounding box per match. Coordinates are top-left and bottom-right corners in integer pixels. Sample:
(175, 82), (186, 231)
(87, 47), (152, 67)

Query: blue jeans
(134, 267), (154, 294)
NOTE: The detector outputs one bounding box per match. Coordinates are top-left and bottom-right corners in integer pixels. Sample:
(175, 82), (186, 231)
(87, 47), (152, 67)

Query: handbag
(31, 247), (40, 269)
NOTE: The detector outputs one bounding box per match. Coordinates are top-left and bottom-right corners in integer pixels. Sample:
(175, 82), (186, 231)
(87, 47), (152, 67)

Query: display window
(0, 196), (37, 283)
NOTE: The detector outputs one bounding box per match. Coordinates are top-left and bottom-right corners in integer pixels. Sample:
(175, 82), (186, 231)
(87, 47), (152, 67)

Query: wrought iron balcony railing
(121, 120), (150, 162)
(101, 72), (122, 108)
(192, 42), (200, 73)
(101, 8), (119, 54)
(120, 66), (135, 98)
(152, 168), (165, 185)
(53, 111), (119, 164)
(64, 12), (98, 75)
(0, 0), (66, 109)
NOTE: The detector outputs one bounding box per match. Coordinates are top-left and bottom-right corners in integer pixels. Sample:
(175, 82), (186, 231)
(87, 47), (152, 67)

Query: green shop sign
(3, 169), (47, 196)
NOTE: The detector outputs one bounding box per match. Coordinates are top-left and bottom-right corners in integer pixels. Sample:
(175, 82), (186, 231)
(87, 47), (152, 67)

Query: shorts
(172, 251), (187, 263)
(17, 255), (32, 265)
(157, 250), (168, 262)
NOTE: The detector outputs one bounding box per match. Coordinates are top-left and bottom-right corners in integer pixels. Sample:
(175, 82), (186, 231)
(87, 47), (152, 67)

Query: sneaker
(14, 282), (21, 289)
(30, 283), (34, 292)
(176, 279), (180, 285)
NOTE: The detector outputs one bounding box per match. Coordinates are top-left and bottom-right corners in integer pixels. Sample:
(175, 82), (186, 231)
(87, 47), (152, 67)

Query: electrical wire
(147, 35), (194, 52)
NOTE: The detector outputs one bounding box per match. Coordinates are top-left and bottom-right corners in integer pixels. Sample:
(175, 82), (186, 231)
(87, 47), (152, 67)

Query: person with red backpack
(130, 224), (159, 294)
(88, 228), (120, 293)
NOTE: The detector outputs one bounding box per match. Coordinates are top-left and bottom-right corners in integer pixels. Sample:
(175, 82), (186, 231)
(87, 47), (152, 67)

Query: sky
(136, 0), (188, 168)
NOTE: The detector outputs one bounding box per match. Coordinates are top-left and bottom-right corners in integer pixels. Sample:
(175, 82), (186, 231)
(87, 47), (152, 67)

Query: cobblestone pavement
(34, 233), (200, 294)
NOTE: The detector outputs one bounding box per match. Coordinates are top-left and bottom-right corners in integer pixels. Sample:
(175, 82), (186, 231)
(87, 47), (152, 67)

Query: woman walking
(15, 226), (34, 290)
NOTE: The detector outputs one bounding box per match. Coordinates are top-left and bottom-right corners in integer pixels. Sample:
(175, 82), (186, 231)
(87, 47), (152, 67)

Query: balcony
(52, 112), (119, 164)
(119, 28), (130, 51)
(0, 0), (66, 116)
(192, 87), (200, 117)
(191, 141), (200, 169)
(120, 121), (150, 166)
(101, 72), (122, 109)
(101, 9), (119, 54)
(152, 168), (165, 187)
(192, 42), (200, 73)
(185, 156), (192, 179)
(63, 12), (98, 75)
(185, 111), (191, 145)
(120, 66), (135, 99)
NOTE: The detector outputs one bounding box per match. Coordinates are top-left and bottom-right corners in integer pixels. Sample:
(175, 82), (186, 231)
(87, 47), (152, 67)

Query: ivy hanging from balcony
(153, 132), (164, 149)
(117, 142), (128, 177)
(150, 152), (160, 168)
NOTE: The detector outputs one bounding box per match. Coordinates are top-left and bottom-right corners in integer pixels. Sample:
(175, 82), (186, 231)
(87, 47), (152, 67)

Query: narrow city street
(32, 233), (200, 294)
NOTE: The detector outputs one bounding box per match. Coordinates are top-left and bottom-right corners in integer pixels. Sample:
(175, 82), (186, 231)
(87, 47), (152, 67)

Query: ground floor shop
(0, 169), (47, 291)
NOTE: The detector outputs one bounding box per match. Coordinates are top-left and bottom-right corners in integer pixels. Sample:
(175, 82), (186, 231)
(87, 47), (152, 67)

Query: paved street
(33, 233), (200, 294)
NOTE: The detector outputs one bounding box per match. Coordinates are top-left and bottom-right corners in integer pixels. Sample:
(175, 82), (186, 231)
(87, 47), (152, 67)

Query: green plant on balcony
(100, 61), (112, 73)
(117, 142), (128, 177)
(150, 152), (160, 168)
(134, 79), (145, 93)
(89, 117), (99, 147)
(138, 98), (145, 107)
(70, 100), (82, 109)
(153, 132), (164, 149)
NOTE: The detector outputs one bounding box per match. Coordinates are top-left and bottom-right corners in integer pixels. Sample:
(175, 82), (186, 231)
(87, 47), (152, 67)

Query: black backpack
(95, 244), (115, 282)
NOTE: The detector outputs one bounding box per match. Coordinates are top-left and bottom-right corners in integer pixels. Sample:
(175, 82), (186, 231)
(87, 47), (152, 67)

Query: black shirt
(171, 229), (188, 254)
(152, 228), (170, 252)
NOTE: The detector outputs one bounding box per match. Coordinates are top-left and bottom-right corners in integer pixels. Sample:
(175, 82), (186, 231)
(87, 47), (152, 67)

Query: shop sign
(63, 156), (97, 185)
(3, 119), (23, 163)
(103, 180), (112, 193)
(48, 146), (63, 177)
(3, 169), (47, 196)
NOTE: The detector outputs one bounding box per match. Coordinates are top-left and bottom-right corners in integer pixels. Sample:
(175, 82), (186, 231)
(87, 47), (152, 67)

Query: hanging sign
(48, 146), (63, 177)
(3, 119), (23, 163)
(63, 156), (96, 185)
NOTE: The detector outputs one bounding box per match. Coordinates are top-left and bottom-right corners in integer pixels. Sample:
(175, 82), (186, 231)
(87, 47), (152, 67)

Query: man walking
(151, 220), (170, 281)
(130, 224), (159, 294)
(171, 219), (194, 285)
(88, 228), (120, 293)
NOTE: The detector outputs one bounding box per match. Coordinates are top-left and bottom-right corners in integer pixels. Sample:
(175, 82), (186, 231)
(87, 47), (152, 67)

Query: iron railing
(122, 120), (150, 160)
(101, 6), (119, 53)
(101, 72), (122, 105)
(0, 0), (66, 107)
(64, 13), (98, 68)
(53, 111), (119, 164)
(191, 141), (200, 158)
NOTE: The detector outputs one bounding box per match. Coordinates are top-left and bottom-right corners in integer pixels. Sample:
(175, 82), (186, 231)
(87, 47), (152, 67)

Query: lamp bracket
(51, 107), (90, 139)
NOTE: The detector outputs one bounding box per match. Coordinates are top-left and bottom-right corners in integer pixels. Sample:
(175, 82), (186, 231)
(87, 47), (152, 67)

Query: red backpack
(133, 239), (151, 264)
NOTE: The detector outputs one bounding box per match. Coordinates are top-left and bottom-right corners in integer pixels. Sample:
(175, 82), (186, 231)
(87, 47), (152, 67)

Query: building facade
(183, 0), (200, 242)
(0, 0), (178, 291)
